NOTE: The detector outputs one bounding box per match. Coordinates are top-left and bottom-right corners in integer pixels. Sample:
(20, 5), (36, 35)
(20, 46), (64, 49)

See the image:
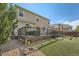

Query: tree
(76, 25), (79, 32)
(9, 4), (17, 35)
(0, 3), (17, 44)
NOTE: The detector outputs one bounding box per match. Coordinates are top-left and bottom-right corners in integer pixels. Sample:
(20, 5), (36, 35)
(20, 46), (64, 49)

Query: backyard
(36, 37), (79, 56)
(1, 36), (79, 56)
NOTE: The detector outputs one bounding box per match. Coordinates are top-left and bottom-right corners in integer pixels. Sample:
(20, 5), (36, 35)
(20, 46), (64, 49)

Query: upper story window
(19, 10), (24, 17)
(37, 19), (39, 21)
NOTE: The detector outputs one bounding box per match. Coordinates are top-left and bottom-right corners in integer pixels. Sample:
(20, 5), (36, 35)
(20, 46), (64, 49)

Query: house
(48, 24), (72, 33)
(48, 24), (72, 32)
(14, 5), (49, 36)
(47, 24), (72, 37)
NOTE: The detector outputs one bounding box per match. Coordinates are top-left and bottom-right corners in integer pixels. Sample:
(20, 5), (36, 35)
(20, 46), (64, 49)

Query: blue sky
(16, 3), (79, 25)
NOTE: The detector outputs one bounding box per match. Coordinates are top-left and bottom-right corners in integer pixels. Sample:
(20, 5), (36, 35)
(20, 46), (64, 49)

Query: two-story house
(14, 5), (49, 36)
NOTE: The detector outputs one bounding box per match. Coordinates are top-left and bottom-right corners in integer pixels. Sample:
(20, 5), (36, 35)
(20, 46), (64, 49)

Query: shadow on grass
(38, 39), (60, 49)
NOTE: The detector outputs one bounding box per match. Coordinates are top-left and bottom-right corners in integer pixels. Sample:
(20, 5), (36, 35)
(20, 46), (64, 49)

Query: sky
(16, 3), (79, 29)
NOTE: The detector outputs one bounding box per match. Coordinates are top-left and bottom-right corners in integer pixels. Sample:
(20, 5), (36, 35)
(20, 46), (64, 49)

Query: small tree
(76, 25), (79, 32)
(0, 3), (17, 44)
(9, 4), (17, 35)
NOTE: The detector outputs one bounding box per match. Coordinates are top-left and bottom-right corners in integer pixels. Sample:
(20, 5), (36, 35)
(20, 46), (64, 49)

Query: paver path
(27, 50), (46, 56)
(2, 48), (20, 56)
(0, 39), (45, 56)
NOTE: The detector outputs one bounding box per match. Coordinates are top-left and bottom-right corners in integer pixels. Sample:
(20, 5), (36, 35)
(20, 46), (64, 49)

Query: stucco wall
(16, 7), (49, 28)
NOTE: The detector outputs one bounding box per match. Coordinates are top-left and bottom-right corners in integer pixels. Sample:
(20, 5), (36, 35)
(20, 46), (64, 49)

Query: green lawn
(39, 37), (79, 56)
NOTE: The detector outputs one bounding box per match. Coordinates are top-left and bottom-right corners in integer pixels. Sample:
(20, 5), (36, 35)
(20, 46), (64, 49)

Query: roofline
(15, 5), (50, 21)
(51, 24), (72, 27)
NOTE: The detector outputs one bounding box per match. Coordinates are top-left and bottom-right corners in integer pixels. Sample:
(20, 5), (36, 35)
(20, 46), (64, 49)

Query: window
(37, 19), (39, 21)
(19, 10), (24, 17)
(48, 22), (49, 24)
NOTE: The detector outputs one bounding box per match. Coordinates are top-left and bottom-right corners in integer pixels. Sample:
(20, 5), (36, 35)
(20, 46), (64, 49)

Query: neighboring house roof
(15, 5), (50, 22)
(49, 24), (72, 30)
(51, 24), (72, 28)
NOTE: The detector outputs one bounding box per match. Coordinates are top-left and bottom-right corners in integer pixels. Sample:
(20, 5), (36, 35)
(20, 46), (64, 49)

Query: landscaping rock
(2, 48), (21, 56)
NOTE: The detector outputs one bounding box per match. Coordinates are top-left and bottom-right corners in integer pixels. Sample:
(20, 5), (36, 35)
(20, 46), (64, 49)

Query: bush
(69, 38), (72, 40)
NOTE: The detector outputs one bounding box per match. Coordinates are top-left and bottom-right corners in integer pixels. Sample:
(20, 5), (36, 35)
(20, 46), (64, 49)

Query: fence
(17, 26), (48, 36)
(17, 26), (49, 37)
(17, 26), (79, 40)
(63, 32), (79, 37)
(47, 29), (79, 37)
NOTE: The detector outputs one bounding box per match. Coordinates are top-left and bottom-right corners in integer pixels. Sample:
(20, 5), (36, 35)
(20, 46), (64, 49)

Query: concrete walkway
(0, 39), (26, 51)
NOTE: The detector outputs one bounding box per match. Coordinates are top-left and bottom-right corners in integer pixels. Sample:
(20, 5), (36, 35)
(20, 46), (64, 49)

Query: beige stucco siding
(16, 8), (36, 24)
(35, 16), (48, 28)
(16, 7), (49, 28)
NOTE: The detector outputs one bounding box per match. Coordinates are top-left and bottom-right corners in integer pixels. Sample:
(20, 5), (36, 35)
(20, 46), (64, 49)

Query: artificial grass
(39, 37), (79, 56)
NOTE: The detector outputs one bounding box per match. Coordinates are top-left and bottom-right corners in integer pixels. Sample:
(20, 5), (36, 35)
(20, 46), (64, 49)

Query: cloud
(63, 19), (79, 30)
(57, 19), (66, 24)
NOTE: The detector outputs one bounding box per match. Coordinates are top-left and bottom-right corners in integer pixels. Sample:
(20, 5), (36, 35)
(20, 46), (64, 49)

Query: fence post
(36, 27), (40, 36)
